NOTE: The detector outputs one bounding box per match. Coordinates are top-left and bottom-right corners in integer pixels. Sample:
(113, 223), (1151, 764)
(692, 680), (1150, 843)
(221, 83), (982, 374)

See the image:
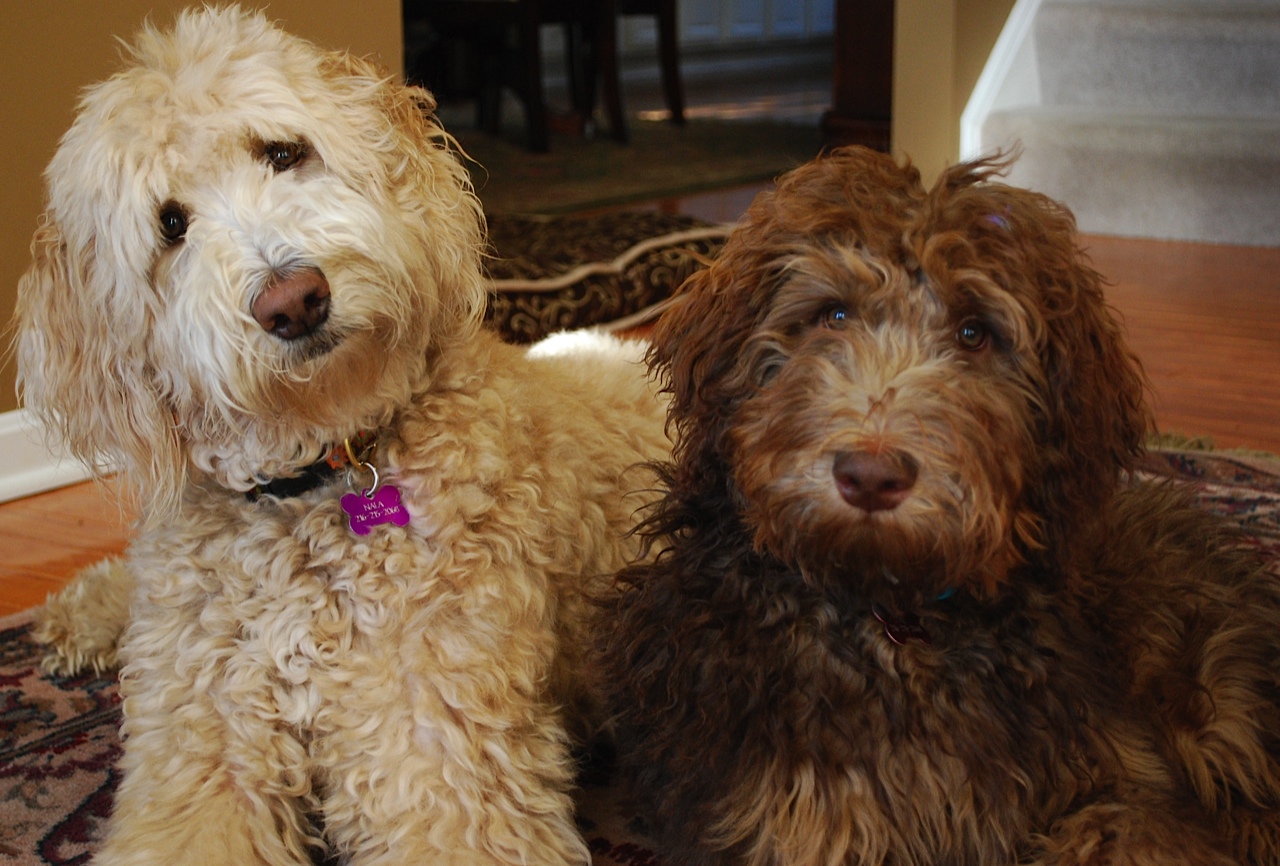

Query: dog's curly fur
(15, 8), (667, 865)
(597, 147), (1280, 866)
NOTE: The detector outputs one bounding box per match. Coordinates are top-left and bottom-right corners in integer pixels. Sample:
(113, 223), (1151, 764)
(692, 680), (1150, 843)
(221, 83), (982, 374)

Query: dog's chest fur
(118, 355), (657, 741)
(124, 481), (487, 731)
(120, 411), (634, 741)
(620, 556), (1138, 864)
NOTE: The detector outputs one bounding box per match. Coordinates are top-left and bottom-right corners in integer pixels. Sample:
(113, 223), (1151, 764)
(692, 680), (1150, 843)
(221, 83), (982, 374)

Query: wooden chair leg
(655, 0), (685, 124)
(595, 0), (628, 142)
(477, 52), (503, 134)
(516, 5), (550, 152)
(564, 21), (594, 121)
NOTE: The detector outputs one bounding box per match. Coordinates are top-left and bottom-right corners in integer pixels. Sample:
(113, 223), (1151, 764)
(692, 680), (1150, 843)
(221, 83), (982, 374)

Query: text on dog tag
(341, 484), (411, 535)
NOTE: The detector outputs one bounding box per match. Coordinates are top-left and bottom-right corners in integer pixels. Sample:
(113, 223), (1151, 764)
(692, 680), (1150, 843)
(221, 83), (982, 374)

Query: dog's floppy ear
(1031, 225), (1151, 524)
(927, 165), (1152, 537)
(16, 218), (185, 519)
(648, 224), (777, 480)
(315, 52), (489, 343)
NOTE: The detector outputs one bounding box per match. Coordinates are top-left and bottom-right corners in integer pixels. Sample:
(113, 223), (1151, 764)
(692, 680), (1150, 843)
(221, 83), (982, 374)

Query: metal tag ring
(343, 437), (383, 498)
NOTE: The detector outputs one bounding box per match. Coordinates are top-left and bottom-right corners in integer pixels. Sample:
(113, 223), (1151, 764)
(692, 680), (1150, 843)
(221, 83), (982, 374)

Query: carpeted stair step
(984, 107), (1280, 245)
(975, 0), (1280, 245)
(1035, 1), (1280, 117)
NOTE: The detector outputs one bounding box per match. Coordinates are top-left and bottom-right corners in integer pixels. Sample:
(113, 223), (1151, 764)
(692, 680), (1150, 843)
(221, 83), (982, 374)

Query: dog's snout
(252, 268), (331, 341)
(833, 449), (919, 512)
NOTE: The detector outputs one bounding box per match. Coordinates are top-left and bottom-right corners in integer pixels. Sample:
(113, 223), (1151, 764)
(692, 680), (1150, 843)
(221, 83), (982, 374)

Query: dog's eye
(158, 202), (188, 245)
(820, 306), (850, 329)
(264, 140), (309, 172)
(956, 319), (990, 352)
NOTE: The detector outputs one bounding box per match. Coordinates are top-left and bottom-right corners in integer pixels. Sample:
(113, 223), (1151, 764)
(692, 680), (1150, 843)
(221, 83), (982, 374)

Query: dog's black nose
(253, 267), (331, 340)
(833, 449), (919, 512)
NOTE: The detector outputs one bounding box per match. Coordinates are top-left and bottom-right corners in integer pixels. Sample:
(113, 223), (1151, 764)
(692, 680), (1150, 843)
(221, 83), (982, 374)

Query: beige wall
(892, 0), (1016, 181)
(0, 1), (402, 414)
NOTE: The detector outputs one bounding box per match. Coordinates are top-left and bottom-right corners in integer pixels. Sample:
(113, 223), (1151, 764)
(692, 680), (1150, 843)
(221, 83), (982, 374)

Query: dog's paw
(33, 556), (134, 676)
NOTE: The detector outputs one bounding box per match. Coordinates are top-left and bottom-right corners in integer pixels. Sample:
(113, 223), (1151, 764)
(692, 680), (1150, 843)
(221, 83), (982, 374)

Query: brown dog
(598, 147), (1280, 866)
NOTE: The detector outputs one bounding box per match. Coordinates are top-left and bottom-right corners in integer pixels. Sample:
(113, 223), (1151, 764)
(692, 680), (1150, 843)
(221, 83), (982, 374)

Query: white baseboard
(0, 409), (94, 504)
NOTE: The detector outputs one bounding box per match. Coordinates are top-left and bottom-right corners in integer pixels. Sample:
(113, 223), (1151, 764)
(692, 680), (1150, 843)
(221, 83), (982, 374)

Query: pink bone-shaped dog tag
(341, 484), (411, 535)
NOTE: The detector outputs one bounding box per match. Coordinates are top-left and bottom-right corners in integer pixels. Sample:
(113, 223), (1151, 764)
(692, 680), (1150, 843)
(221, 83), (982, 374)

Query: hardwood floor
(0, 478), (131, 616)
(1084, 234), (1280, 454)
(2, 187), (1277, 618)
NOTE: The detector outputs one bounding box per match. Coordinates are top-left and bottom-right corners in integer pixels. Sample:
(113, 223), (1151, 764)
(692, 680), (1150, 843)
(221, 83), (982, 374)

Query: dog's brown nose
(833, 449), (919, 512)
(252, 267), (331, 340)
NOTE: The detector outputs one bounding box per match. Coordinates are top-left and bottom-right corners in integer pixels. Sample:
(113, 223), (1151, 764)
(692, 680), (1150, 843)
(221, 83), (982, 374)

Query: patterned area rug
(484, 211), (729, 343)
(453, 117), (823, 216)
(2, 447), (1278, 864)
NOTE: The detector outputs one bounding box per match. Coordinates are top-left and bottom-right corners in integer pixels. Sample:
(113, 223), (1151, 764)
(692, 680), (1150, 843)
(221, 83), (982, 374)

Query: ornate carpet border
(490, 227), (729, 294)
(482, 212), (730, 344)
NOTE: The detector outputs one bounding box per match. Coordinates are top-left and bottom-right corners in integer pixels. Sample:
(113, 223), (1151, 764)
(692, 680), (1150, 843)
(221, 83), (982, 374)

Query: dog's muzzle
(253, 267), (331, 341)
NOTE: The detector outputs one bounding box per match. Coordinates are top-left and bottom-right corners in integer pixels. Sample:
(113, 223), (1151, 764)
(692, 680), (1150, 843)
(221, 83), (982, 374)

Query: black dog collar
(246, 431), (377, 501)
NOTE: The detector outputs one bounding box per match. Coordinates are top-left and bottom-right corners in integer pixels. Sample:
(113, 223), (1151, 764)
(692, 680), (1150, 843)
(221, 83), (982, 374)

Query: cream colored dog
(16, 8), (667, 865)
